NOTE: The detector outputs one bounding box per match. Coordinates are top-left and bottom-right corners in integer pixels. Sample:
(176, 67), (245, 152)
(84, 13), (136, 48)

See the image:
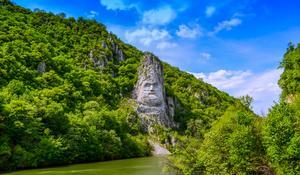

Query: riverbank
(149, 140), (171, 156)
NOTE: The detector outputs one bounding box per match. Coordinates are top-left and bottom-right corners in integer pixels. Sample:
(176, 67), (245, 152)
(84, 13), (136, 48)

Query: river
(4, 157), (168, 175)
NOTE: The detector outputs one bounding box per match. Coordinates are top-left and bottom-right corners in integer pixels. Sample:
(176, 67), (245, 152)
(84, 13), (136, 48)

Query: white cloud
(193, 70), (252, 89)
(211, 18), (242, 34)
(100, 0), (137, 10)
(191, 69), (283, 114)
(205, 6), (216, 17)
(199, 52), (212, 60)
(87, 10), (99, 18)
(234, 69), (283, 114)
(125, 27), (171, 46)
(156, 41), (177, 50)
(142, 6), (176, 25)
(176, 24), (203, 39)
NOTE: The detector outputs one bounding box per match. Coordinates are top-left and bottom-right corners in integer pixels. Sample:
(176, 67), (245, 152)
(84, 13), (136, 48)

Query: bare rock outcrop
(89, 47), (108, 69)
(89, 40), (125, 70)
(148, 140), (171, 156)
(37, 61), (46, 73)
(285, 94), (297, 104)
(133, 53), (176, 132)
(111, 42), (124, 62)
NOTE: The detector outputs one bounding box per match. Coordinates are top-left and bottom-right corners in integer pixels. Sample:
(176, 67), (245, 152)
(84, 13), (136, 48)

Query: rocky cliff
(0, 1), (238, 170)
(133, 53), (177, 132)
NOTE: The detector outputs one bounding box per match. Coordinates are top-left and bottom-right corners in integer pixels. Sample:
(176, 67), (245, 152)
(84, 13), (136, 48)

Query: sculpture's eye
(144, 83), (151, 87)
(152, 82), (158, 86)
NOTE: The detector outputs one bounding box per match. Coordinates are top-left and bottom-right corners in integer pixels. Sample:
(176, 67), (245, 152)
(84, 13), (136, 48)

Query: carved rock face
(137, 79), (163, 106)
(134, 53), (176, 132)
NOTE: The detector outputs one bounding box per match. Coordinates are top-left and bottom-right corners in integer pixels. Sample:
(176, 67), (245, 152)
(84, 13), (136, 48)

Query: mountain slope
(166, 44), (300, 175)
(263, 43), (300, 174)
(0, 1), (238, 171)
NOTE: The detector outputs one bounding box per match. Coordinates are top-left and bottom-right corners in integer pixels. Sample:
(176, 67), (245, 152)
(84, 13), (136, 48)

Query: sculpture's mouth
(146, 98), (162, 106)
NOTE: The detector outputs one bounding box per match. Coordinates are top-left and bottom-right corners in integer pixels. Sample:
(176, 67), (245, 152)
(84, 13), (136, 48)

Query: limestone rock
(116, 46), (124, 62)
(37, 61), (46, 73)
(111, 41), (125, 62)
(148, 140), (171, 156)
(101, 41), (107, 48)
(133, 53), (176, 132)
(89, 48), (108, 69)
(166, 96), (176, 118)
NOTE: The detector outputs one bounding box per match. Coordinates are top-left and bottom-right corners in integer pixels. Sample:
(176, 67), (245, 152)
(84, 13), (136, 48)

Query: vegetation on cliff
(0, 1), (236, 171)
(2, 1), (298, 174)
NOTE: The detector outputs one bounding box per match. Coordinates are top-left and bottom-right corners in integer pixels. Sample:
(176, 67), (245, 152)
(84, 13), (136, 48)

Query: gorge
(1, 1), (299, 175)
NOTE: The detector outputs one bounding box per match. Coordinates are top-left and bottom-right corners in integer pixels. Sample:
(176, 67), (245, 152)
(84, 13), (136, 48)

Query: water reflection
(5, 157), (170, 175)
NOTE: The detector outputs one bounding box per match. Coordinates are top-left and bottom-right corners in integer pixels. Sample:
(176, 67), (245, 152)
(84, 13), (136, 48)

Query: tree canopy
(0, 1), (237, 171)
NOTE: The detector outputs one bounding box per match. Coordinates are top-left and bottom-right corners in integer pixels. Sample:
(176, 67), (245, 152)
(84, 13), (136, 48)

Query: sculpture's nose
(150, 84), (154, 90)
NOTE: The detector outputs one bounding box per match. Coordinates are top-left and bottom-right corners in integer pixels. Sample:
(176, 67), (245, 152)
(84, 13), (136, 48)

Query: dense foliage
(278, 43), (300, 99)
(2, 0), (299, 174)
(0, 0), (149, 170)
(163, 63), (235, 133)
(0, 1), (237, 171)
(167, 105), (270, 175)
(263, 43), (300, 175)
(168, 43), (300, 175)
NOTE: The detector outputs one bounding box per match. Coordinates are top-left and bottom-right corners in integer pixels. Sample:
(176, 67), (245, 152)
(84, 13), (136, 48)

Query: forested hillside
(2, 1), (299, 174)
(0, 1), (238, 171)
(167, 44), (300, 175)
(263, 43), (300, 174)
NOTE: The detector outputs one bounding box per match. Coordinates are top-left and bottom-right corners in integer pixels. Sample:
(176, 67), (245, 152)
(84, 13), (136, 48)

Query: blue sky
(13, 0), (300, 114)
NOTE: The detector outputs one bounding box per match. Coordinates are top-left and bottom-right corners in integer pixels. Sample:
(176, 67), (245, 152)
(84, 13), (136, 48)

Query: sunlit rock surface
(133, 53), (176, 132)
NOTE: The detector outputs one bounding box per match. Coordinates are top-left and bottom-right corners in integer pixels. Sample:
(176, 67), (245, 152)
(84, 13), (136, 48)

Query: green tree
(263, 97), (300, 174)
(263, 43), (300, 175)
(239, 95), (253, 109)
(198, 106), (268, 175)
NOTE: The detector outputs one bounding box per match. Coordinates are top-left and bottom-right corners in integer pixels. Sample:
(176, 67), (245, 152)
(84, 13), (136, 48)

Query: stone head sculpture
(135, 54), (164, 107)
(133, 53), (176, 131)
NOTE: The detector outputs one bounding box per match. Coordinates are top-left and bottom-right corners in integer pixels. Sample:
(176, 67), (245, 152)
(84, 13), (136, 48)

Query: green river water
(4, 157), (167, 175)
